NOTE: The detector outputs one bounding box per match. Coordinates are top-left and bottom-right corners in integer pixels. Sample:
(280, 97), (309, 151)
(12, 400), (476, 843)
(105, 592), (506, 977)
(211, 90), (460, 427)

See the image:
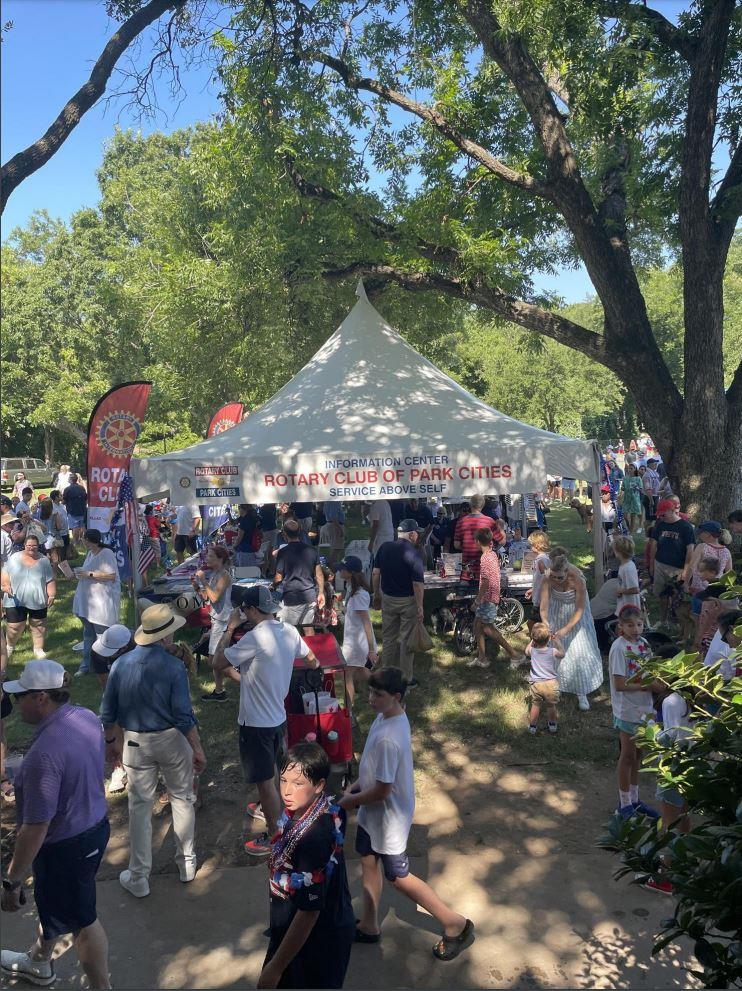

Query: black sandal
(432, 919), (475, 960)
(354, 920), (381, 943)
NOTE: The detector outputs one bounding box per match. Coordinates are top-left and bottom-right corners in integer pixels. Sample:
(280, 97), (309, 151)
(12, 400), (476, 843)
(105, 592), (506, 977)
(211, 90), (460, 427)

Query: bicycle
(450, 591), (525, 656)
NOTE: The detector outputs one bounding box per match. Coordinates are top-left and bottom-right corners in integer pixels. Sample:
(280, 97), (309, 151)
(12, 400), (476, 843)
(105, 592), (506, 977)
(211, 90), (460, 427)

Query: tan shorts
(530, 679), (560, 705)
(653, 560), (682, 596)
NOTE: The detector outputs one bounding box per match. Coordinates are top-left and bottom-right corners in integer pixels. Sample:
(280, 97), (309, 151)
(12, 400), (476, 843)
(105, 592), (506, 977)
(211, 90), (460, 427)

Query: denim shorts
(67, 514), (85, 530)
(475, 601), (498, 624)
(613, 716), (643, 735)
(656, 783), (685, 808)
(355, 825), (410, 881)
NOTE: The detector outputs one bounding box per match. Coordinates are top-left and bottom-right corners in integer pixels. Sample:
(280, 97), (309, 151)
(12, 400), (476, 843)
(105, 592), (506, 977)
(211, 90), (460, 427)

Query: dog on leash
(570, 499), (594, 533)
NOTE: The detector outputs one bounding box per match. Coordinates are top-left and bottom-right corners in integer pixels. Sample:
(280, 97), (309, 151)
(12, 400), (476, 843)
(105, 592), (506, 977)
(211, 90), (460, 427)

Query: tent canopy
(132, 285), (600, 504)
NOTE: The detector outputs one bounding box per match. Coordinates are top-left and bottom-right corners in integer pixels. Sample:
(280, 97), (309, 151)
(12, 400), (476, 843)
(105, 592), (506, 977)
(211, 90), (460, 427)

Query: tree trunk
(663, 404), (742, 522)
(43, 425), (55, 465)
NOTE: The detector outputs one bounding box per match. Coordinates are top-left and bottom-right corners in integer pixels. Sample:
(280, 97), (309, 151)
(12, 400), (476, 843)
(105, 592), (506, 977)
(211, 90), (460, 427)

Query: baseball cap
(398, 518), (423, 533)
(4, 659), (66, 695)
(697, 520), (722, 537)
(92, 624), (132, 657)
(336, 555), (364, 573)
(283, 519), (301, 536)
(600, 485), (610, 493)
(239, 584), (280, 614)
(646, 458), (658, 465)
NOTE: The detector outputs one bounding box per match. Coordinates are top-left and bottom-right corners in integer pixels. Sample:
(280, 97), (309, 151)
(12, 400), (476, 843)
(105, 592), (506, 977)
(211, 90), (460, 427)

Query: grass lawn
(3, 503), (620, 779)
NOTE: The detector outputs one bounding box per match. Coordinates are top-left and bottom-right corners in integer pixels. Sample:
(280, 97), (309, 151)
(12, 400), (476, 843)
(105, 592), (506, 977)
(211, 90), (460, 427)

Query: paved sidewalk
(1, 851), (696, 989)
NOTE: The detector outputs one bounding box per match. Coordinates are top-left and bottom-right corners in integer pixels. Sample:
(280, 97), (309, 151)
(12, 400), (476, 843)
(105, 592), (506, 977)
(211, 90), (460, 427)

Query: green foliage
(598, 623), (742, 989)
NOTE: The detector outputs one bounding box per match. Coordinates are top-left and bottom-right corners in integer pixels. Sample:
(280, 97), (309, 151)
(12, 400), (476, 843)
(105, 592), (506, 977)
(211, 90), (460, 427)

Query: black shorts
(239, 723), (286, 784)
(355, 824), (410, 881)
(5, 605), (48, 623)
(174, 534), (198, 554)
(33, 817), (110, 939)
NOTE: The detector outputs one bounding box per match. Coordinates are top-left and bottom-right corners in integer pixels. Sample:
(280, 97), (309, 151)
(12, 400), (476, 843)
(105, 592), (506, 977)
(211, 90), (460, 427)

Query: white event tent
(132, 284), (603, 576)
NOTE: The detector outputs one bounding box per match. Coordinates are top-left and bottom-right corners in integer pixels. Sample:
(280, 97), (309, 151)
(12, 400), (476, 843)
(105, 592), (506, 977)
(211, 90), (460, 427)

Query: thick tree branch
(1, 0), (186, 214)
(710, 137), (742, 251)
(595, 1), (697, 62)
(324, 262), (609, 364)
(56, 416), (88, 446)
(311, 52), (553, 199)
(284, 154), (461, 267)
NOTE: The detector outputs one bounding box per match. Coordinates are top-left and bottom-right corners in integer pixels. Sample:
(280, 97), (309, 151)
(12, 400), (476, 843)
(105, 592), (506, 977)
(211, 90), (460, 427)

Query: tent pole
(592, 479), (604, 591)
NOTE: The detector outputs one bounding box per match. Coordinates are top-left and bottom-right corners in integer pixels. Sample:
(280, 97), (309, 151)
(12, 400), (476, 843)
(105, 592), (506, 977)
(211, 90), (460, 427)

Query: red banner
(86, 381), (152, 534)
(207, 402), (244, 437)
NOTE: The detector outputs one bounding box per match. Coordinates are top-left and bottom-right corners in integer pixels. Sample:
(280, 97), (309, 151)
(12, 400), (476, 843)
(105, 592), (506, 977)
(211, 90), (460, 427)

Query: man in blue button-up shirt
(101, 604), (205, 899)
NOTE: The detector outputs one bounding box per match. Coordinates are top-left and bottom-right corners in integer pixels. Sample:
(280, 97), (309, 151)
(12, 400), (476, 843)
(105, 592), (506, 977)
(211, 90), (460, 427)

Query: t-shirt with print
(609, 635), (654, 723)
(357, 712), (415, 855)
(268, 811), (355, 958)
(63, 484), (87, 518)
(276, 541), (319, 605)
(651, 519), (696, 569)
(224, 620), (309, 727)
(478, 551), (501, 604)
(616, 560), (641, 615)
(342, 588), (376, 665)
(368, 500), (395, 554)
(529, 646), (560, 683)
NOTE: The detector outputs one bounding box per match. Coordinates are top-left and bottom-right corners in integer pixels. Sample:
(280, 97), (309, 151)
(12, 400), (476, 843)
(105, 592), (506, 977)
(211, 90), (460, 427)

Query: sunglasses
(11, 689), (42, 701)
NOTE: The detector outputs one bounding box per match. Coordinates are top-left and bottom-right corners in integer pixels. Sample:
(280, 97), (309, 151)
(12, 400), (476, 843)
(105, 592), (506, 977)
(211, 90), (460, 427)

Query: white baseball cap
(92, 624), (132, 657)
(4, 659), (66, 695)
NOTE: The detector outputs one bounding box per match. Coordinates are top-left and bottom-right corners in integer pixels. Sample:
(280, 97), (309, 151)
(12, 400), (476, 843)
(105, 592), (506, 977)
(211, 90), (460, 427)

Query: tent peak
(355, 279), (369, 302)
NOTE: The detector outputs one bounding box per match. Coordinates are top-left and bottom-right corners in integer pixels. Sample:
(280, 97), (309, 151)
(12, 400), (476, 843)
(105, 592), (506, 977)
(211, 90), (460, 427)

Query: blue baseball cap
(697, 520), (722, 537)
(336, 555), (364, 573)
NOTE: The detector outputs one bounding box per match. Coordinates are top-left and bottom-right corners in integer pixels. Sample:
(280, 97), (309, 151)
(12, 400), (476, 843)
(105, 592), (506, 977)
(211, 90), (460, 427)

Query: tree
(0, 0), (188, 214)
(215, 0), (742, 518)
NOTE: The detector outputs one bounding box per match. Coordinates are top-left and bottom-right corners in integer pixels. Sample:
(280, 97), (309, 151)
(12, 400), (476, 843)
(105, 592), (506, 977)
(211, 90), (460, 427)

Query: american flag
(111, 471), (155, 575)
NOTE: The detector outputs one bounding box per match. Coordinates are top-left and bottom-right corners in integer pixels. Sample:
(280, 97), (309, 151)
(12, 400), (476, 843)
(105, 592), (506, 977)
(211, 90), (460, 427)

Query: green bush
(598, 595), (742, 989)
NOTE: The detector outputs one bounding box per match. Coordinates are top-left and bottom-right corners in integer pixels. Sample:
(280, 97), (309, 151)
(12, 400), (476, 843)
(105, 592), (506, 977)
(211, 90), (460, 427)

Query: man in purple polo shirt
(1, 660), (111, 989)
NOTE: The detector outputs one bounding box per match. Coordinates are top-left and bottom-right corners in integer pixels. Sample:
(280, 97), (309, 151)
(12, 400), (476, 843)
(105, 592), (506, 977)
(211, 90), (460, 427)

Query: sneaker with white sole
(244, 832), (272, 857)
(179, 861), (197, 883)
(577, 694), (590, 711)
(72, 641), (85, 652)
(109, 766), (127, 793)
(548, 721), (558, 734)
(246, 802), (266, 823)
(1, 950), (55, 986)
(466, 658), (490, 668)
(119, 869), (150, 898)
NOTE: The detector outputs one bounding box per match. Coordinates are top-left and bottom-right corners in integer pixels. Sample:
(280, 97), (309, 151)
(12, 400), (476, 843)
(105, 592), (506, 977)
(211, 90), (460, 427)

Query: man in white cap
(92, 625), (135, 794)
(1, 660), (111, 989)
(100, 604), (206, 897)
(213, 584), (320, 856)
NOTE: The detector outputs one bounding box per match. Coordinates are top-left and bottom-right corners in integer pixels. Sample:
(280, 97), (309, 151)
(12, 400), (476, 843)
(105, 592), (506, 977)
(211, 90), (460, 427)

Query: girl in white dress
(337, 555), (377, 713)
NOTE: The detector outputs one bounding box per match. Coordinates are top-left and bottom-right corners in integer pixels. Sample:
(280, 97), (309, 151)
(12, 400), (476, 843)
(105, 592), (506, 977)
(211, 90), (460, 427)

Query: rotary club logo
(211, 418), (236, 434)
(96, 410), (141, 459)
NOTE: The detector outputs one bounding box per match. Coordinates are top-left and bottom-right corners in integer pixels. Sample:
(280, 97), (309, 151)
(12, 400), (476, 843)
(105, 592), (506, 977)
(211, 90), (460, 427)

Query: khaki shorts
(653, 560), (682, 596)
(530, 679), (560, 705)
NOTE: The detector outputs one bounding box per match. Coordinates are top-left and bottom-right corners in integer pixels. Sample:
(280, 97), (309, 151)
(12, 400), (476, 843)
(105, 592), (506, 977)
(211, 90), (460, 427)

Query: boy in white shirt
(609, 605), (662, 819)
(525, 624), (564, 735)
(612, 535), (641, 614)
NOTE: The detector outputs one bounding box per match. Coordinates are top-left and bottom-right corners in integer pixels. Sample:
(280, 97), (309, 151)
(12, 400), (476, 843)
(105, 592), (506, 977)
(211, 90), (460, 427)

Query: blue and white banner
(201, 503), (231, 536)
(111, 524), (132, 580)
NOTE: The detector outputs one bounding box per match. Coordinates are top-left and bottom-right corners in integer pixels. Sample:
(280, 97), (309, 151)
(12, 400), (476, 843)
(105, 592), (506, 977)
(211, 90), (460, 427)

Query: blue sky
(1, 0), (693, 303)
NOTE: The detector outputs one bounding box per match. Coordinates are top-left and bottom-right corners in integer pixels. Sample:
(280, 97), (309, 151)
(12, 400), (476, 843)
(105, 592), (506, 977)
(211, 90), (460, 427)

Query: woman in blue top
(1, 533), (55, 660)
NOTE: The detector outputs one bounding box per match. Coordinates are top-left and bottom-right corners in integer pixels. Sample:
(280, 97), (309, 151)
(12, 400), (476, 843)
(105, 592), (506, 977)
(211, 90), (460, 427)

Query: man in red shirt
(453, 496), (503, 578)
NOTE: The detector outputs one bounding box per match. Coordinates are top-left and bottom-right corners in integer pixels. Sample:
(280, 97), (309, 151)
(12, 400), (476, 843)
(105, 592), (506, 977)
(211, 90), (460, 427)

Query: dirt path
(2, 750), (698, 989)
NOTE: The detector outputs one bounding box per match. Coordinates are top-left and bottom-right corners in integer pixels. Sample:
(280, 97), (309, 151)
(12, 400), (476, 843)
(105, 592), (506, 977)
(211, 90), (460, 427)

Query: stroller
(285, 633), (354, 787)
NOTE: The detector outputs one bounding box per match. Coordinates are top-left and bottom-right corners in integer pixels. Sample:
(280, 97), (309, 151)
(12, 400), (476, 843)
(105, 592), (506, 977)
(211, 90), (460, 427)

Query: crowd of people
(1, 463), (741, 988)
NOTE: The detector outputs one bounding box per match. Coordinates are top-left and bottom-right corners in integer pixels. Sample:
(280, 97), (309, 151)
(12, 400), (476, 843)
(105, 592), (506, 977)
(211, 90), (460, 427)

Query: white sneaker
(179, 861), (197, 883)
(109, 766), (127, 793)
(33, 648), (47, 660)
(72, 641), (85, 651)
(510, 655), (527, 669)
(119, 869), (150, 898)
(1, 950), (55, 986)
(577, 694), (590, 711)
(466, 658), (490, 668)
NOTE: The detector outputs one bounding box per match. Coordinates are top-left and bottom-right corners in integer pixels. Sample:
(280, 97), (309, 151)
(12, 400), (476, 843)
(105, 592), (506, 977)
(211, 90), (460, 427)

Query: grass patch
(4, 504), (617, 778)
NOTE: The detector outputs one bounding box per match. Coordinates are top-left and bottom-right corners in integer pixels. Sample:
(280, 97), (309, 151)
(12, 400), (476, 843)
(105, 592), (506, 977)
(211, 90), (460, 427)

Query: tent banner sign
(207, 402), (244, 438)
(86, 381), (152, 533)
(263, 455), (512, 499)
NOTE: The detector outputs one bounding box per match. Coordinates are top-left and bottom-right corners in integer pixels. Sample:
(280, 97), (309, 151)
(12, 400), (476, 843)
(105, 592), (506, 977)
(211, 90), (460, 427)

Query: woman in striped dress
(540, 548), (603, 711)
